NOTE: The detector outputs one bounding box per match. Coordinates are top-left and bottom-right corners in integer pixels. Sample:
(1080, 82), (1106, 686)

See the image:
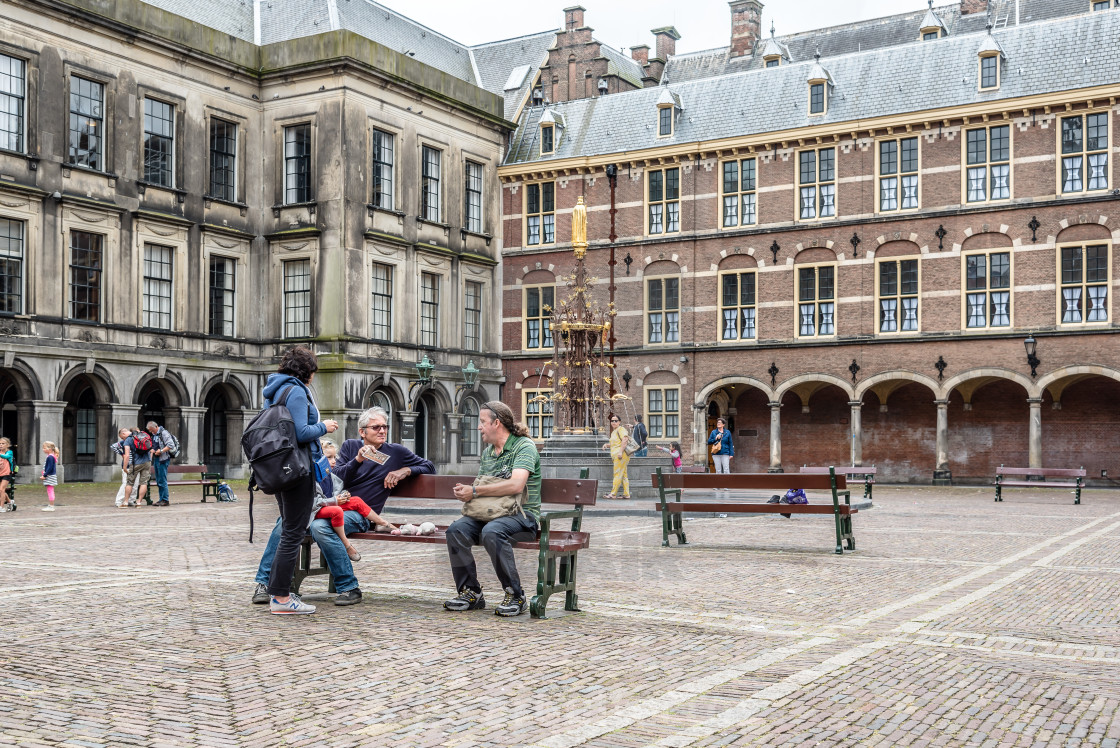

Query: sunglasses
(362, 424), (388, 431)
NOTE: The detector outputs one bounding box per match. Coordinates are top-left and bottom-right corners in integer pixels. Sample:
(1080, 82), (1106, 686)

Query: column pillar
(31, 401), (66, 481)
(692, 405), (707, 468)
(14, 400), (35, 470)
(933, 399), (952, 485)
(223, 409), (248, 470)
(768, 401), (783, 473)
(446, 413), (463, 472)
(1027, 397), (1043, 470)
(398, 410), (419, 455)
(108, 403), (142, 433)
(848, 401), (863, 467)
(178, 406), (208, 465)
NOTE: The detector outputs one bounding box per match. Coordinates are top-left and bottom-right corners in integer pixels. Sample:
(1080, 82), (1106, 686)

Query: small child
(656, 441), (683, 473)
(320, 438), (338, 469)
(314, 490), (397, 562)
(40, 441), (59, 511)
(0, 437), (14, 511)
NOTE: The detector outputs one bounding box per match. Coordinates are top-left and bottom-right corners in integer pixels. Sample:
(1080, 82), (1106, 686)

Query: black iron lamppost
(408, 354), (434, 409)
(1024, 335), (1040, 379)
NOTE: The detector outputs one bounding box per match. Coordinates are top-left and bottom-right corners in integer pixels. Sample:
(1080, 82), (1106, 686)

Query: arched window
(370, 390), (393, 443)
(461, 398), (480, 457)
(75, 387), (96, 457)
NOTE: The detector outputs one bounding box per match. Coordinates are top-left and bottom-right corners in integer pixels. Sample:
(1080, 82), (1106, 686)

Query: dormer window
(658, 106), (672, 136)
(807, 51), (833, 117)
(538, 108), (564, 156)
(1092, 1), (1116, 10)
(761, 23), (790, 68)
(541, 124), (554, 155)
(919, 1), (947, 40)
(809, 83), (826, 114)
(922, 30), (940, 41)
(765, 57), (780, 67)
(977, 27), (1004, 91)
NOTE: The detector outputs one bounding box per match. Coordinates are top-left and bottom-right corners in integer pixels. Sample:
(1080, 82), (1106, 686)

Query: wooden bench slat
(656, 502), (855, 515)
(996, 480), (1079, 488)
(653, 472), (847, 491)
(997, 467), (1086, 478)
(346, 527), (591, 552)
(993, 466), (1085, 504)
(391, 474), (599, 505)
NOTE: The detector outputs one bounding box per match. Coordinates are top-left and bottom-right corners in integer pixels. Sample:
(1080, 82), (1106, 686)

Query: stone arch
(0, 359), (41, 400)
(960, 230), (1013, 252)
(940, 367), (1036, 402)
(694, 375), (775, 406)
(873, 240), (921, 259)
(362, 377), (406, 412)
(715, 253), (758, 271)
(792, 247), (837, 264)
(1037, 365), (1120, 404)
(856, 371), (940, 406)
(775, 373), (854, 405)
(199, 374), (250, 410)
(56, 364), (115, 403)
(521, 267), (557, 285)
(132, 368), (188, 408)
(1054, 222), (1111, 244)
(643, 258), (681, 276)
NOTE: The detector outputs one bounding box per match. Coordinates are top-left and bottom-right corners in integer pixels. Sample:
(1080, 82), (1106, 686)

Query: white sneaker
(42, 506), (55, 512)
(269, 594), (316, 615)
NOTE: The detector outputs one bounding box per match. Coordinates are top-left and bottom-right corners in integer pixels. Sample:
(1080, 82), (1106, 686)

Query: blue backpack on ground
(216, 483), (237, 502)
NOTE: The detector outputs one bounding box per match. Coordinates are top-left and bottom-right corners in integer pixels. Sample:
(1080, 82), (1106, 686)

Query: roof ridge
(471, 29), (557, 49)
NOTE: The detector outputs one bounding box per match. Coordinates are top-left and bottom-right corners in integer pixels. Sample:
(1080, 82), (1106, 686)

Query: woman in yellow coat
(601, 415), (631, 499)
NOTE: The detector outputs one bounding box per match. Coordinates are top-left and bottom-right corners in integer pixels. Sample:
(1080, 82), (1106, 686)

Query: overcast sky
(374, 0), (936, 53)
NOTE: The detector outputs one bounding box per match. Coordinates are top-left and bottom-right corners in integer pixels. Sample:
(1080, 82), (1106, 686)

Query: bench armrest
(538, 509), (582, 522)
(539, 506), (585, 534)
(201, 473), (222, 481)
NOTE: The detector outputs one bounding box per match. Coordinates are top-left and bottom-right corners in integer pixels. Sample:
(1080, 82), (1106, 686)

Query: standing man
(632, 414), (649, 457)
(250, 406), (433, 607)
(121, 428), (153, 508)
(146, 421), (179, 507)
(445, 401), (541, 618)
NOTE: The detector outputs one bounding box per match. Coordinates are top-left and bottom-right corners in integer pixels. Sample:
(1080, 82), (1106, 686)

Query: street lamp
(408, 354), (434, 409)
(1024, 335), (1040, 378)
(455, 360), (480, 408)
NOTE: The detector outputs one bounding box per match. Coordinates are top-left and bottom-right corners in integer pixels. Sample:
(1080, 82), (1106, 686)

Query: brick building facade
(498, 0), (1120, 483)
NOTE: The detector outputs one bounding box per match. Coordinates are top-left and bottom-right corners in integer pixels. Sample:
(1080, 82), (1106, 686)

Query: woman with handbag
(707, 417), (734, 474)
(601, 415), (633, 499)
(260, 345), (338, 615)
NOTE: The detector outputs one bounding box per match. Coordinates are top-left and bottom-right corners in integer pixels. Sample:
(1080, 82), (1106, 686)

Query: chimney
(563, 5), (585, 30)
(729, 0), (764, 59)
(651, 26), (681, 60)
(960, 0), (988, 14)
(631, 44), (650, 66)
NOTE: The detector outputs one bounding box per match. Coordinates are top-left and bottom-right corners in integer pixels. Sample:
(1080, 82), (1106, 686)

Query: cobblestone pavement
(3, 482), (1120, 747)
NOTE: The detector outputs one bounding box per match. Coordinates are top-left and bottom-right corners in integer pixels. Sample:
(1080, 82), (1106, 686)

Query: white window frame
(877, 137), (920, 213)
(208, 254), (236, 337)
(876, 257), (921, 334)
(647, 167), (681, 235)
(795, 263), (837, 339)
(721, 158), (757, 228)
(797, 147), (837, 221)
(464, 279), (482, 352)
(964, 124), (1011, 204)
(142, 97), (175, 188)
(808, 81), (827, 115)
(978, 53), (1000, 91)
(283, 123), (312, 205)
(718, 270), (757, 342)
(645, 275), (680, 345)
(646, 387), (680, 440)
(962, 250), (1013, 331)
(523, 283), (554, 351)
(524, 182), (556, 246)
(1059, 111), (1109, 195)
(523, 388), (554, 442)
(1057, 242), (1111, 326)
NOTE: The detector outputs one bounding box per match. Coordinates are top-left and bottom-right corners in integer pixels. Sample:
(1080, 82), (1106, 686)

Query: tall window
(798, 265), (836, 337)
(464, 281), (482, 351)
(809, 82), (826, 114)
(647, 387), (680, 439)
(209, 407), (227, 458)
(460, 399), (479, 457)
(143, 98), (174, 187)
(966, 125), (1010, 202)
(1061, 113), (1109, 194)
(540, 124), (554, 155)
(0, 219), (23, 314)
(370, 262), (392, 341)
(0, 54), (25, 152)
(465, 161), (483, 234)
(1060, 244), (1108, 324)
(965, 251), (1011, 329)
(142, 243), (173, 330)
(647, 276), (680, 344)
(878, 259), (919, 333)
(208, 256), (235, 336)
(524, 389), (553, 440)
(799, 148), (836, 220)
(69, 75), (104, 170)
(421, 145), (441, 222)
(722, 158), (757, 227)
(371, 128), (394, 209)
(69, 231), (102, 322)
(524, 285), (554, 350)
(658, 106), (672, 136)
(648, 167), (680, 234)
(420, 272), (439, 347)
(76, 390), (96, 457)
(720, 271), (756, 341)
(526, 182), (555, 245)
(879, 138), (919, 211)
(209, 119), (237, 202)
(284, 124), (311, 204)
(979, 54), (999, 90)
(282, 259), (311, 338)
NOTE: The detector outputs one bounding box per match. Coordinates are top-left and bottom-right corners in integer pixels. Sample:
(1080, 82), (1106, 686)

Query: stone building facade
(0, 0), (535, 479)
(498, 0), (1120, 483)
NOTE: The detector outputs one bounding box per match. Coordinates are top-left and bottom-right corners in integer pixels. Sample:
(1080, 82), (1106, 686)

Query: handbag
(710, 443), (720, 455)
(462, 473), (527, 522)
(624, 436), (640, 456)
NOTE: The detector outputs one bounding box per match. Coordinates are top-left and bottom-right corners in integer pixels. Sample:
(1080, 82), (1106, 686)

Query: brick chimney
(651, 26), (681, 61)
(729, 0), (764, 59)
(960, 0), (988, 14)
(631, 44), (650, 66)
(563, 5), (585, 30)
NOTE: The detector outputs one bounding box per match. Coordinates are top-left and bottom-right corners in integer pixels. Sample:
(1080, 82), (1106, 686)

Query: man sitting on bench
(445, 401), (541, 618)
(250, 406), (433, 607)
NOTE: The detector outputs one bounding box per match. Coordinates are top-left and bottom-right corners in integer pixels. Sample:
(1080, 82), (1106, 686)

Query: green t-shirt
(478, 434), (542, 521)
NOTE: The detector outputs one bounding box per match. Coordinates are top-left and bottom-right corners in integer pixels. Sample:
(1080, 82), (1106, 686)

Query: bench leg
(531, 550), (556, 619)
(994, 484), (1002, 502)
(1074, 487), (1081, 505)
(562, 553), (580, 612)
(842, 516), (856, 551)
(291, 536), (312, 594)
(833, 510), (844, 555)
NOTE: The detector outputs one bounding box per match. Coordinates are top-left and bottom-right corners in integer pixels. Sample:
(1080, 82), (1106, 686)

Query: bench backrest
(801, 465), (876, 476)
(653, 471), (846, 491)
(167, 464), (210, 474)
(391, 474), (598, 506)
(997, 466), (1086, 478)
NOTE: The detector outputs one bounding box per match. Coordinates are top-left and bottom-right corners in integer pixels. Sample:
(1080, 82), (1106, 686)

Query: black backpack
(241, 385), (312, 541)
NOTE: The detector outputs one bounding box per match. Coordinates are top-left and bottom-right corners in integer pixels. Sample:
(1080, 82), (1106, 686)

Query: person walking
(121, 428), (154, 507)
(40, 441), (58, 511)
(707, 418), (734, 474)
(146, 421), (179, 506)
(632, 415), (649, 457)
(261, 345), (338, 616)
(110, 428), (133, 508)
(601, 414), (631, 499)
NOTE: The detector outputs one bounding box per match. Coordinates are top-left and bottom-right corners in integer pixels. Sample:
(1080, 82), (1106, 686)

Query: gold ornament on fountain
(571, 195), (588, 259)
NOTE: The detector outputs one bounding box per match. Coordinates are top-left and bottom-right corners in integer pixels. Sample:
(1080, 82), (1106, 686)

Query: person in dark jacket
(260, 345), (338, 615)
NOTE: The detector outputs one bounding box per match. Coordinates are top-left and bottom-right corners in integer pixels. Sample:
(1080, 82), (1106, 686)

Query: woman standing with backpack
(260, 346), (338, 615)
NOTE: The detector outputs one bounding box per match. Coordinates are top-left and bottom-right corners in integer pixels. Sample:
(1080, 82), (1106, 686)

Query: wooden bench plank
(801, 465), (876, 500)
(654, 472), (844, 491)
(656, 502), (856, 515)
(994, 465), (1085, 504)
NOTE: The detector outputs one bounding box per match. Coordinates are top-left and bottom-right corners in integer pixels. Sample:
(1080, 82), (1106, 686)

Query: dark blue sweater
(331, 439), (434, 513)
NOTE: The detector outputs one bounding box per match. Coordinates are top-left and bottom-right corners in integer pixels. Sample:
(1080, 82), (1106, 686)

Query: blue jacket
(262, 373), (326, 462)
(707, 428), (734, 456)
(42, 454), (57, 477)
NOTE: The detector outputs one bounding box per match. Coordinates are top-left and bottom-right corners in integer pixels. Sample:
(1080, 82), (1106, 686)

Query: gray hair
(146, 421), (159, 429)
(358, 407), (390, 429)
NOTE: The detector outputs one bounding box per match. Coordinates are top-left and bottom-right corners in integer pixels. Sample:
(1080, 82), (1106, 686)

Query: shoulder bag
(462, 473), (528, 522)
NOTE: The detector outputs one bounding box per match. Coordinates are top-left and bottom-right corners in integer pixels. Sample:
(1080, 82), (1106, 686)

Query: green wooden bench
(652, 467), (856, 554)
(293, 470), (598, 619)
(993, 466), (1085, 504)
(801, 465), (876, 501)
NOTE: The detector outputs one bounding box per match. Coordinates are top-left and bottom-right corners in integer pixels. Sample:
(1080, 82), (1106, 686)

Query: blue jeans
(445, 514), (538, 596)
(634, 446), (648, 457)
(254, 511), (370, 594)
(153, 459), (170, 503)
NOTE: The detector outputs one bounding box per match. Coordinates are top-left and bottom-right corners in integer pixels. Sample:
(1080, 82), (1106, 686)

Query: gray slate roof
(136, 0), (255, 40)
(505, 8), (1120, 166)
(470, 31), (555, 121)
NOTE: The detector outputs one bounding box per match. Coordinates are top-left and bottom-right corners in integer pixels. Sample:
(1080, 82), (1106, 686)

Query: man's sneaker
(269, 595), (316, 615)
(495, 587), (527, 617)
(251, 583), (270, 604)
(334, 589), (362, 606)
(156, 500), (170, 507)
(443, 588), (485, 611)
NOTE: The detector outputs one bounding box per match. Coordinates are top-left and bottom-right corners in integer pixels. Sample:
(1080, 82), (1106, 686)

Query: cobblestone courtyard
(3, 482), (1120, 747)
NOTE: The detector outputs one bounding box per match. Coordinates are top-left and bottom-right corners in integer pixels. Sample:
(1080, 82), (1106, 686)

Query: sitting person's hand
(336, 491), (351, 504)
